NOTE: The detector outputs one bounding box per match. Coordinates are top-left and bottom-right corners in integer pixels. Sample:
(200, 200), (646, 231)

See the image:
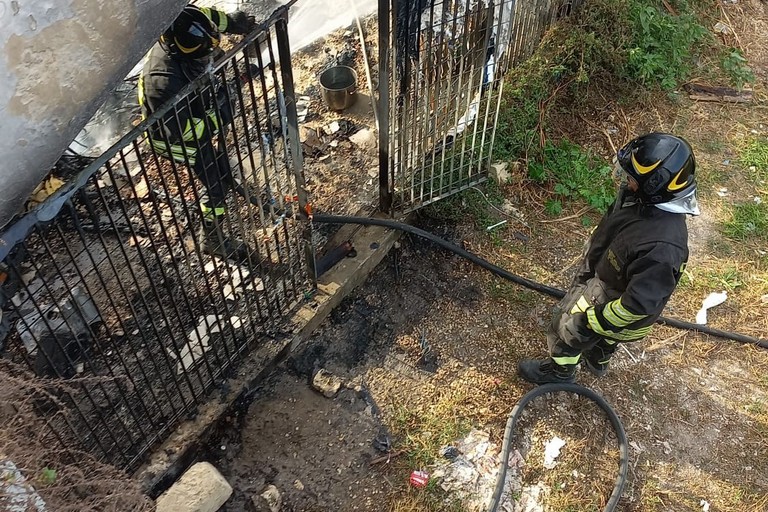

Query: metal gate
(0, 5), (309, 471)
(378, 0), (584, 214)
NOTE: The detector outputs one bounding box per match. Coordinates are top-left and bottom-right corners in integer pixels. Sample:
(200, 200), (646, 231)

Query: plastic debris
(716, 188), (729, 197)
(174, 315), (242, 374)
(695, 291), (728, 325)
(486, 220), (508, 232)
(373, 430), (392, 453)
(543, 436), (566, 469)
(1, 460), (47, 512)
(700, 499), (711, 512)
(441, 445), (460, 460)
(713, 21), (731, 34)
(409, 470), (429, 488)
(296, 96), (310, 123)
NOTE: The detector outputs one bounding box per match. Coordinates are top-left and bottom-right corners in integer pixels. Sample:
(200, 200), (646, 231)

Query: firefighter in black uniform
(519, 133), (700, 384)
(138, 5), (255, 261)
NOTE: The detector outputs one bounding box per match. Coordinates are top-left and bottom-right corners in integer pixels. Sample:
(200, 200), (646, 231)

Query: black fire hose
(487, 383), (629, 512)
(311, 214), (768, 349)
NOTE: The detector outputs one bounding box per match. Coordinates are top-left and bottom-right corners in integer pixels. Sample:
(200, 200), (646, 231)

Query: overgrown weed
(528, 139), (615, 214)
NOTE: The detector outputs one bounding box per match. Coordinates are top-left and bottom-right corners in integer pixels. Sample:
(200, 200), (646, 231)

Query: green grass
(390, 396), (472, 469)
(722, 202), (768, 242)
(493, 0), (733, 166)
(679, 266), (744, 292)
(488, 282), (538, 306)
(738, 136), (768, 184)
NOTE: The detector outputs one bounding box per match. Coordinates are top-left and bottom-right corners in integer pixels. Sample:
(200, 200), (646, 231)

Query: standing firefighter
(138, 5), (255, 261)
(519, 133), (700, 384)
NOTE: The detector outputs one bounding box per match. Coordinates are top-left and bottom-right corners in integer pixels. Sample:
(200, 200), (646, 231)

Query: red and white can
(409, 470), (429, 488)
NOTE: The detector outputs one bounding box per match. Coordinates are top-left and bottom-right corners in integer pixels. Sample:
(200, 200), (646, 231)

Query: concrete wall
(0, 0), (188, 228)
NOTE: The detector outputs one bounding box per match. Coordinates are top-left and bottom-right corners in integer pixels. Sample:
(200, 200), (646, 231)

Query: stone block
(156, 462), (232, 512)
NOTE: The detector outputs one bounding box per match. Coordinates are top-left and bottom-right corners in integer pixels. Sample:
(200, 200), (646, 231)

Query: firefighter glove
(572, 311), (601, 345)
(227, 11), (256, 34)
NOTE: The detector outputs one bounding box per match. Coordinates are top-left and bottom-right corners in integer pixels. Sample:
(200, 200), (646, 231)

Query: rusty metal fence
(0, 7), (310, 471)
(378, 0), (584, 214)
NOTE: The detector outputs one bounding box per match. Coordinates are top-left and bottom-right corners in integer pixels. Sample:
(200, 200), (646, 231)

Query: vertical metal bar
(378, 0), (392, 213)
(5, 261), (106, 455)
(466, 1), (497, 177)
(422, 1), (439, 204)
(71, 183), (184, 432)
(487, 0), (518, 163)
(274, 14), (316, 283)
(436, 0), (465, 198)
(102, 160), (211, 400)
(206, 70), (270, 362)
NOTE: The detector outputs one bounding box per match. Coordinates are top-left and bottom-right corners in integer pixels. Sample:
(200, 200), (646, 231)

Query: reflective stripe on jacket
(574, 194), (689, 339)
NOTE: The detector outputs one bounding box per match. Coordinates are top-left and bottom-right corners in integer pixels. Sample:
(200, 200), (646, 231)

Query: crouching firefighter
(138, 5), (256, 261)
(519, 133), (700, 384)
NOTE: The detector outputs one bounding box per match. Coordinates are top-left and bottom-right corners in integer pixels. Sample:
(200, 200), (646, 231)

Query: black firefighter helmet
(161, 6), (221, 60)
(617, 133), (697, 205)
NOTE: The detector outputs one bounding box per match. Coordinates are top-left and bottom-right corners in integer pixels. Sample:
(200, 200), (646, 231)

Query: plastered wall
(0, 0), (188, 228)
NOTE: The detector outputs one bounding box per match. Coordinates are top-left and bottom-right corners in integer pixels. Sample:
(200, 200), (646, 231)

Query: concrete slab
(138, 214), (401, 498)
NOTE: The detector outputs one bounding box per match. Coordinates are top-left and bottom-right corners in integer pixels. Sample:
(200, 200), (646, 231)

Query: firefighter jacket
(137, 8), (235, 167)
(573, 192), (689, 342)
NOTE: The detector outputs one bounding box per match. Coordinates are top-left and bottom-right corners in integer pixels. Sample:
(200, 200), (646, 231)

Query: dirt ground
(200, 2), (768, 512)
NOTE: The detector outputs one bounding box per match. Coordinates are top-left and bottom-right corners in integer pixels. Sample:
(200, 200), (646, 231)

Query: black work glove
(227, 11), (256, 35)
(572, 311), (601, 345)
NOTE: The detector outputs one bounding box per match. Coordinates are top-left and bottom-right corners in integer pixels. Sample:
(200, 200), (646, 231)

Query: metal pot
(319, 65), (358, 111)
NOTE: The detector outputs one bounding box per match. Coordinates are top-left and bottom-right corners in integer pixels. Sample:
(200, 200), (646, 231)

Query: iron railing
(379, 0), (584, 214)
(0, 6), (310, 471)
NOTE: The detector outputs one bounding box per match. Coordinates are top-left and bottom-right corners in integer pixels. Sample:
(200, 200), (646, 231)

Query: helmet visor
(653, 188), (700, 216)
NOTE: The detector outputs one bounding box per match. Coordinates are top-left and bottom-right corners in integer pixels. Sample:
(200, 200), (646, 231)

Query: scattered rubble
(348, 128), (375, 148)
(300, 118), (360, 159)
(252, 484), (282, 512)
(311, 368), (343, 397)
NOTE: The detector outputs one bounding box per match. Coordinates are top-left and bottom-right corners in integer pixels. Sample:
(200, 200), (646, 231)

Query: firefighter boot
(517, 358), (576, 385)
(582, 339), (618, 377)
(199, 218), (253, 263)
